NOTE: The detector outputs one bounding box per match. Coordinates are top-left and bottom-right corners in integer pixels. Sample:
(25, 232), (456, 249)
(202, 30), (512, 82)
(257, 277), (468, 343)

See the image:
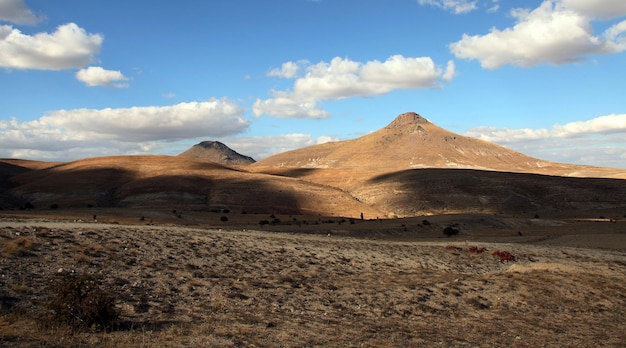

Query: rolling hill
(1, 112), (625, 218)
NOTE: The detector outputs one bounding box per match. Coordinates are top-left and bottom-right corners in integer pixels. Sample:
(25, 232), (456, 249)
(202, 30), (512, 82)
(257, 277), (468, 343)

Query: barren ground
(1, 210), (625, 347)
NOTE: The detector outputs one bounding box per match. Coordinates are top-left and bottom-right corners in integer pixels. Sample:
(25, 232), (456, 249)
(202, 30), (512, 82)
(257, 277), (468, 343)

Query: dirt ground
(1, 210), (625, 347)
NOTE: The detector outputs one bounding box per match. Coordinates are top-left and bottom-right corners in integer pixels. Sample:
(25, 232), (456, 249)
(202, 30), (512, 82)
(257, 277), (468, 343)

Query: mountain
(2, 112), (625, 218)
(178, 141), (255, 166)
(250, 112), (626, 217)
(252, 112), (621, 176)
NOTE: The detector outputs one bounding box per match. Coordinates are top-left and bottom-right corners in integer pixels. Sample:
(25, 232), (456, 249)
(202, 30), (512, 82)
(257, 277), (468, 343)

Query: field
(1, 210), (625, 347)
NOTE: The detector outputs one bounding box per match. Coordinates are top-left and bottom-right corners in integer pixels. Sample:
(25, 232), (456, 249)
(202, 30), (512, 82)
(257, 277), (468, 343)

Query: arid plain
(1, 113), (625, 347)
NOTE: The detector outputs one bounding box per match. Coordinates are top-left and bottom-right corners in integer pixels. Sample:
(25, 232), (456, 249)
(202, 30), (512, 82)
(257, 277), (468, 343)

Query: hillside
(0, 156), (380, 218)
(1, 112), (625, 219)
(248, 112), (626, 217)
(178, 141), (255, 166)
(252, 112), (623, 177)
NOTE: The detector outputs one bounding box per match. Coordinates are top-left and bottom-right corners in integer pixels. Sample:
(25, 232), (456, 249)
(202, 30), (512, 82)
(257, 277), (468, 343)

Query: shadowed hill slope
(1, 156), (380, 217)
(178, 141), (255, 166)
(360, 168), (626, 217)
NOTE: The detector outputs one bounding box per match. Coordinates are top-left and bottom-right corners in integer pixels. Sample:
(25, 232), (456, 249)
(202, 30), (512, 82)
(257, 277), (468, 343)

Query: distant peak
(196, 141), (227, 149)
(179, 140), (256, 165)
(385, 112), (430, 129)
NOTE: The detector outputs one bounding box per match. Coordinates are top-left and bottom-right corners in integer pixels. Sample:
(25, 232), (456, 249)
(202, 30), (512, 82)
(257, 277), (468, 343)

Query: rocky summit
(178, 140), (255, 166)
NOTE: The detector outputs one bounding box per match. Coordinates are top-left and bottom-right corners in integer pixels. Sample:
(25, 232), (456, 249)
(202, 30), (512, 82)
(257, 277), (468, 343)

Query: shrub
(259, 220), (270, 226)
(46, 274), (119, 331)
(50, 203), (59, 209)
(422, 219), (431, 226)
(443, 226), (459, 237)
(2, 237), (34, 257)
(492, 250), (517, 263)
(468, 246), (487, 253)
(220, 216), (228, 222)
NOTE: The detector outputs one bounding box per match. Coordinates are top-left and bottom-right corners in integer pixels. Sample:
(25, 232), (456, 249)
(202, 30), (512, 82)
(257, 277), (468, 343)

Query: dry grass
(1, 236), (35, 257)
(0, 216), (625, 347)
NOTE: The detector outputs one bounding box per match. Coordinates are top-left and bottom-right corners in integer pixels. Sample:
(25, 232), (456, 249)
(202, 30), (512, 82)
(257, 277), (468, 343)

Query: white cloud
(267, 61), (301, 78)
(252, 95), (330, 119)
(316, 135), (339, 144)
(487, 2), (500, 14)
(221, 133), (340, 161)
(465, 114), (626, 168)
(254, 55), (452, 118)
(561, 0), (626, 19)
(417, 0), (478, 14)
(0, 0), (41, 25)
(552, 114), (626, 137)
(0, 98), (249, 160)
(0, 22), (102, 70)
(442, 60), (456, 81)
(223, 134), (320, 160)
(449, 0), (626, 69)
(76, 66), (129, 88)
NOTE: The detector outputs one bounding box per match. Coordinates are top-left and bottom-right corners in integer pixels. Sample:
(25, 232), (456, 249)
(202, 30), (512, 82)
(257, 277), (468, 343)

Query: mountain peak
(196, 141), (228, 150)
(385, 112), (430, 129)
(178, 141), (255, 166)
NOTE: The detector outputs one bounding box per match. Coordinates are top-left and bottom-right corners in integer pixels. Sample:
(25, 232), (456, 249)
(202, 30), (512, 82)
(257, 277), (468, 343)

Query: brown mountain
(252, 112), (622, 177)
(1, 112), (625, 219)
(250, 112), (626, 217)
(178, 141), (255, 166)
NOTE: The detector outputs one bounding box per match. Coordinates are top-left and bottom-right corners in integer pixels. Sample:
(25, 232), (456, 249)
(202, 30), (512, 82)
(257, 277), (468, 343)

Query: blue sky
(1, 0), (625, 168)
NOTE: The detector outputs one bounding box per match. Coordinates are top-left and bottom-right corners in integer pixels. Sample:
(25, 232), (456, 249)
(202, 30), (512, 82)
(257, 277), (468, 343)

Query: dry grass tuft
(1, 236), (35, 257)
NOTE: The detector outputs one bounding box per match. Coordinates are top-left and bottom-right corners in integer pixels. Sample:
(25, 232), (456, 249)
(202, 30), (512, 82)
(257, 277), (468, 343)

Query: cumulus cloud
(561, 0), (626, 19)
(465, 114), (626, 168)
(223, 133), (339, 161)
(0, 0), (41, 25)
(449, 0), (626, 69)
(254, 55), (453, 118)
(417, 0), (478, 14)
(0, 22), (102, 70)
(442, 60), (456, 81)
(267, 61), (301, 78)
(76, 66), (129, 88)
(253, 95), (330, 119)
(0, 98), (249, 160)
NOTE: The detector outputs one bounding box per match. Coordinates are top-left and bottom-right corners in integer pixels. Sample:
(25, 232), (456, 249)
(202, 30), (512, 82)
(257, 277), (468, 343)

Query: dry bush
(1, 236), (35, 257)
(46, 273), (119, 331)
(492, 250), (517, 263)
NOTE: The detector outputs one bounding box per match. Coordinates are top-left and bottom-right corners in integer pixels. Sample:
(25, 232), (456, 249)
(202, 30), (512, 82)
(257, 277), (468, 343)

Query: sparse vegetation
(2, 236), (35, 257)
(0, 218), (623, 347)
(491, 250), (517, 263)
(46, 273), (119, 331)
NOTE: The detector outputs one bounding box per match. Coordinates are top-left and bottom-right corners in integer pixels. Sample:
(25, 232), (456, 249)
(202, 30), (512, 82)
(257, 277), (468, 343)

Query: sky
(1, 0), (625, 168)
